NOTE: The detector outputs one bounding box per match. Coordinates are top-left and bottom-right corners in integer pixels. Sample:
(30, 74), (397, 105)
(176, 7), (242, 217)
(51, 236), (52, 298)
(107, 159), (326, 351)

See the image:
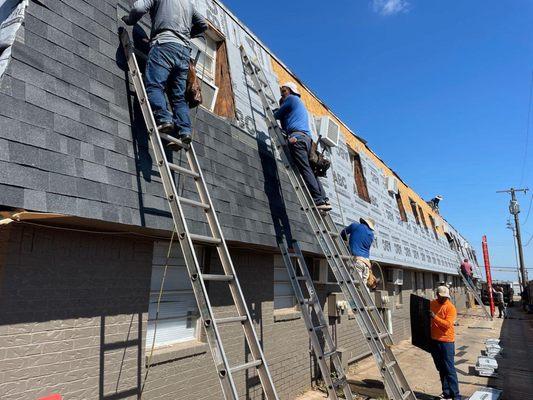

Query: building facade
(0, 1), (478, 399)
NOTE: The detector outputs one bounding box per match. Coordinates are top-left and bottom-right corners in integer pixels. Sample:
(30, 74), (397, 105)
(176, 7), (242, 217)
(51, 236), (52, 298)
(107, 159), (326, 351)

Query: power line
(521, 193), (533, 226)
(525, 233), (533, 247)
(520, 70), (533, 185)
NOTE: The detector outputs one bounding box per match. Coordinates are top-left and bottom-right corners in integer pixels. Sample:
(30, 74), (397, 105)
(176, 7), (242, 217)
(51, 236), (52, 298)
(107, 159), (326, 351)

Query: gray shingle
(25, 83), (81, 122)
(0, 161), (49, 192)
(0, 185), (24, 208)
(0, 138), (9, 162)
(8, 141), (40, 168)
(23, 189), (47, 212)
(0, 93), (54, 129)
(53, 114), (88, 142)
(77, 178), (103, 201)
(82, 161), (108, 184)
(49, 172), (79, 197)
(76, 198), (104, 220)
(45, 192), (77, 215)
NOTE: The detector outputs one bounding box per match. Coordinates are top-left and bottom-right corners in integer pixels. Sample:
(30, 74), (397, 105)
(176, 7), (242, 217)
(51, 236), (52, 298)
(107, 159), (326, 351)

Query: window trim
(351, 151), (371, 203)
(395, 192), (408, 222)
(409, 198), (420, 225)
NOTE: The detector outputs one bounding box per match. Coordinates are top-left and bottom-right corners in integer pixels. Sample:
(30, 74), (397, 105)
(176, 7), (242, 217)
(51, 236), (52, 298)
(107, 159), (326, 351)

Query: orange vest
(430, 299), (456, 342)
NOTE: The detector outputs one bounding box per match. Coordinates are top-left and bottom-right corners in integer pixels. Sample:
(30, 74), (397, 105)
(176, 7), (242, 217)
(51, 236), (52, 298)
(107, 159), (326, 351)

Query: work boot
(157, 122), (174, 134)
(316, 203), (332, 212)
(178, 132), (192, 145)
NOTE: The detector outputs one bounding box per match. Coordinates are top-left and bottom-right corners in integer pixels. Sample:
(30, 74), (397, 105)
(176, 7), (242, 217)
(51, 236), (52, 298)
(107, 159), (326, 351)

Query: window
(395, 192), (408, 222)
(191, 34), (219, 111)
(146, 242), (202, 348)
(190, 28), (236, 117)
(274, 255), (296, 310)
(351, 152), (371, 203)
(409, 198), (420, 225)
(418, 205), (428, 230)
(429, 215), (439, 240)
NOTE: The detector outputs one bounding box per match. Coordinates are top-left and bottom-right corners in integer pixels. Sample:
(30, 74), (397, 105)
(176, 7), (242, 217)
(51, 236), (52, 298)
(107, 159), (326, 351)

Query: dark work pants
(430, 340), (460, 399)
(288, 133), (327, 205)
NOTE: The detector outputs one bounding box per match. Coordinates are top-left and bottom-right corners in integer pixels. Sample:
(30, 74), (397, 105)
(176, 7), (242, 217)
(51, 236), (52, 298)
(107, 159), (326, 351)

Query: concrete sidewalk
(296, 304), (532, 399)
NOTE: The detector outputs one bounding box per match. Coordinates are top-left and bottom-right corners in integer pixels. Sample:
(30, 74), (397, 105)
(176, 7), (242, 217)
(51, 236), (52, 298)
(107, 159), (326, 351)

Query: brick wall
(0, 224), (153, 400)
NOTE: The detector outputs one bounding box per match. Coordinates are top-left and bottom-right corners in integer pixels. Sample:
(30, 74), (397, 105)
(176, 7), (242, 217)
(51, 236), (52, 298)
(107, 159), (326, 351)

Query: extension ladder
(279, 240), (354, 399)
(457, 265), (492, 320)
(240, 46), (416, 400)
(119, 29), (279, 400)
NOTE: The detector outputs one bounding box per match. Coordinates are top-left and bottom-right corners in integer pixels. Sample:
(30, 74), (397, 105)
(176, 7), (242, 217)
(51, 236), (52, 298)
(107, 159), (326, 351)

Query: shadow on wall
(0, 224), (152, 400)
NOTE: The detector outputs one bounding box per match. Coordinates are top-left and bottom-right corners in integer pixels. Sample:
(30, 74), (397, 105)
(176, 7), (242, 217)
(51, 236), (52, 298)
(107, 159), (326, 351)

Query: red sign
(38, 395), (62, 400)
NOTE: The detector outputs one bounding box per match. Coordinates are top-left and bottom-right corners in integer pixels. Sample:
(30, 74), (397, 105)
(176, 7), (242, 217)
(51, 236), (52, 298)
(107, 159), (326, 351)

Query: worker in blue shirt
(340, 217), (378, 289)
(273, 82), (330, 211)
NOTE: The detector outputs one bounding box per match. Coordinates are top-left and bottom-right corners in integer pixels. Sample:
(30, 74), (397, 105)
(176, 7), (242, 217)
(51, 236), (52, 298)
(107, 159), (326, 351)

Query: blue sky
(222, 0), (533, 282)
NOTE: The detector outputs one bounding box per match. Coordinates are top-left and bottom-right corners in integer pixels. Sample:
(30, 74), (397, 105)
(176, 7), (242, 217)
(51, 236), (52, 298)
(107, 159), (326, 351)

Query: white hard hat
(281, 82), (301, 97)
(437, 285), (450, 298)
(360, 217), (375, 231)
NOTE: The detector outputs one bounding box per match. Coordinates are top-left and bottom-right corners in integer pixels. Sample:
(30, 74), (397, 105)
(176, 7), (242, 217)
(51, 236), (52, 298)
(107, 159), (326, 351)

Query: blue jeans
(430, 340), (460, 399)
(144, 41), (191, 135)
(288, 133), (327, 205)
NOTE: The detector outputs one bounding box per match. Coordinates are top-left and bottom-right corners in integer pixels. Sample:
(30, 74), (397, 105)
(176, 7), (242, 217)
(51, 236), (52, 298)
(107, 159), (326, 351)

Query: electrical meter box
(327, 292), (348, 317)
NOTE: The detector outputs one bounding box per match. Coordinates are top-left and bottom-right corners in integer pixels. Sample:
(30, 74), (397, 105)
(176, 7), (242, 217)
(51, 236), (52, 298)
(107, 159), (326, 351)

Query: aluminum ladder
(240, 46), (416, 400)
(279, 239), (354, 400)
(457, 266), (492, 320)
(119, 29), (279, 400)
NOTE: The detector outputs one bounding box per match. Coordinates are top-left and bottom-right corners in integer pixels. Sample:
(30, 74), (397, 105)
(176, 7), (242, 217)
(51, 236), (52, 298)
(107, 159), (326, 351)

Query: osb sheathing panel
(271, 59), (447, 237)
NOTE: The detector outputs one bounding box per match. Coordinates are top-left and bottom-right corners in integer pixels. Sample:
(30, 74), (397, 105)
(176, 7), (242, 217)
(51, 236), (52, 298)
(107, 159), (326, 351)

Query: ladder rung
(321, 348), (337, 358)
(189, 234), (221, 245)
(202, 274), (234, 282)
(384, 360), (397, 369)
(340, 255), (352, 260)
(168, 162), (199, 178)
(159, 132), (188, 148)
(332, 376), (347, 388)
(354, 305), (377, 312)
(301, 299), (315, 305)
(367, 332), (389, 340)
(313, 324), (327, 331)
(296, 276), (307, 281)
(230, 359), (262, 374)
(178, 197), (210, 210)
(402, 391), (413, 400)
(327, 231), (339, 238)
(216, 315), (247, 325)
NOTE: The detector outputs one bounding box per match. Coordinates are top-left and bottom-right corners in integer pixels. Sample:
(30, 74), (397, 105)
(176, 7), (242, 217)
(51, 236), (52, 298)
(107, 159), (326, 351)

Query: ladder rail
(186, 145), (279, 398)
(280, 241), (354, 400)
(120, 29), (279, 400)
(240, 46), (417, 400)
(457, 265), (492, 320)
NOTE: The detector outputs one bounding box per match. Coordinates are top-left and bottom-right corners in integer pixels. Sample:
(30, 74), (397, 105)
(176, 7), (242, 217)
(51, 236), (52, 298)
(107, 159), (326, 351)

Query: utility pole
(497, 188), (529, 290)
(506, 220), (523, 291)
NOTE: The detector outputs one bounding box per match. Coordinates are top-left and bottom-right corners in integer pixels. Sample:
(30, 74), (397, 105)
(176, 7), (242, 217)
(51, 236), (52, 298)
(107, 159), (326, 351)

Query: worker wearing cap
(340, 217), (378, 289)
(429, 286), (461, 400)
(273, 82), (330, 211)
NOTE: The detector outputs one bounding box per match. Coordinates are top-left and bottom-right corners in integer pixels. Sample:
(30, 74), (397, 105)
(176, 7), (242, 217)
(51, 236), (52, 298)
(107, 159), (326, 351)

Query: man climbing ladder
(122, 0), (207, 144)
(119, 7), (279, 398)
(241, 46), (417, 400)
